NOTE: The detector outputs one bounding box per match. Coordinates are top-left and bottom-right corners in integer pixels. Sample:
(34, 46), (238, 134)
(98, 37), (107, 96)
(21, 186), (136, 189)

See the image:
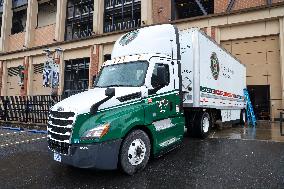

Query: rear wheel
(119, 130), (151, 175)
(192, 112), (211, 138)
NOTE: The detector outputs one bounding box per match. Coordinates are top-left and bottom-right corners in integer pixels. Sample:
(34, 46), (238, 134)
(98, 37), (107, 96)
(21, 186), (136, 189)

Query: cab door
(144, 60), (184, 153)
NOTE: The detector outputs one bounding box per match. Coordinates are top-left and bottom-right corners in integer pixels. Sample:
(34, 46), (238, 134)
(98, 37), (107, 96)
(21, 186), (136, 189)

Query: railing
(280, 112), (284, 136)
(0, 90), (87, 125)
(0, 95), (62, 124)
(104, 19), (141, 33)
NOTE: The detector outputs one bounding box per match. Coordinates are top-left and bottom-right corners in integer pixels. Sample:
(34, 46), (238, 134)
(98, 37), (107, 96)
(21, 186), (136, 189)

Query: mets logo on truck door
(210, 52), (220, 80)
(119, 30), (139, 46)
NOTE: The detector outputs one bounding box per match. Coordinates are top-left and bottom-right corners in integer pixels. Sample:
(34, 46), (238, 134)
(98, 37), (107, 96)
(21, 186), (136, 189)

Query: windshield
(95, 61), (148, 87)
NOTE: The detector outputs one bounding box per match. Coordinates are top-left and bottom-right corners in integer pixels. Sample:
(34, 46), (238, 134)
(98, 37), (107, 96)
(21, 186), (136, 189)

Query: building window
(12, 0), (28, 8)
(64, 58), (90, 94)
(0, 0), (3, 14)
(65, 0), (94, 40)
(37, 0), (57, 28)
(104, 0), (141, 33)
(172, 0), (214, 20)
(11, 0), (28, 34)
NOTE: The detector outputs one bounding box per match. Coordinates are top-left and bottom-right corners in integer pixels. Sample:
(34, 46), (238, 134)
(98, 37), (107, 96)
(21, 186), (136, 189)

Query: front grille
(48, 139), (70, 155)
(48, 123), (71, 134)
(50, 111), (75, 119)
(48, 111), (76, 155)
(49, 117), (73, 126)
(48, 131), (70, 141)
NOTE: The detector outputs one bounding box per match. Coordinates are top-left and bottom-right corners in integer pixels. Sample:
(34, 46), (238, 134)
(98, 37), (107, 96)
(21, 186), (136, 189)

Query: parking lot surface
(1, 124), (284, 189)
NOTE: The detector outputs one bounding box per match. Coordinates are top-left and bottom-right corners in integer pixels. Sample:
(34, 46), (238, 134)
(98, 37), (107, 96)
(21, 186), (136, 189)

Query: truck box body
(180, 29), (246, 121)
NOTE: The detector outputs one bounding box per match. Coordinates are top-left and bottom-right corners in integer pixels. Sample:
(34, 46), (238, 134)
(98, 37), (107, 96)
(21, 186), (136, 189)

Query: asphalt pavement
(1, 126), (284, 189)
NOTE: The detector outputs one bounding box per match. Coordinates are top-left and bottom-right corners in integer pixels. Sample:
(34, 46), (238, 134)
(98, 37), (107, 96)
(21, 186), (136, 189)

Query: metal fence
(0, 95), (61, 124)
(280, 112), (284, 136)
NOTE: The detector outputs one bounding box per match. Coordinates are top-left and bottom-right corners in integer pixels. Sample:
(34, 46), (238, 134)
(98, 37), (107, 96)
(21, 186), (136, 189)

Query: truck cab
(48, 24), (185, 175)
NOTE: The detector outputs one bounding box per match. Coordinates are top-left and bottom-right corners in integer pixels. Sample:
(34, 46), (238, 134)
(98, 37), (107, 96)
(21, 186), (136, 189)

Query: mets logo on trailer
(210, 52), (220, 80)
(119, 30), (139, 46)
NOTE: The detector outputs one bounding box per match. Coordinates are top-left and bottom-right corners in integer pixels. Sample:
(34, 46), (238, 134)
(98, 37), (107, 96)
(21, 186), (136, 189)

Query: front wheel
(119, 130), (151, 175)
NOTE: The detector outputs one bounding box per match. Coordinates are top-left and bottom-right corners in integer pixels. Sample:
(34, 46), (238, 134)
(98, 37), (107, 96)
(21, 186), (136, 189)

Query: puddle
(210, 121), (284, 142)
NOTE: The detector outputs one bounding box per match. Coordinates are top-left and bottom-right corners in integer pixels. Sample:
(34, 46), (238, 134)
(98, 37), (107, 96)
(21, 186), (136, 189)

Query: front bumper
(49, 139), (122, 170)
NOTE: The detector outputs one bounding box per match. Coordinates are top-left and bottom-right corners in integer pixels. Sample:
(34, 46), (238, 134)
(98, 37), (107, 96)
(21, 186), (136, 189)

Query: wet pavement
(1, 123), (284, 188)
(210, 121), (284, 142)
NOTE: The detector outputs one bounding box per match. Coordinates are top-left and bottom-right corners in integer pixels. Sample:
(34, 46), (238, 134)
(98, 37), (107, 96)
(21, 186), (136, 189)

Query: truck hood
(52, 87), (142, 115)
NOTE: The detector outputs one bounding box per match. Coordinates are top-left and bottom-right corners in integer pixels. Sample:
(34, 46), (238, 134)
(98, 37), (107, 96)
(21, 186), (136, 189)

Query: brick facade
(20, 57), (29, 96)
(89, 45), (100, 88)
(211, 27), (216, 41)
(153, 0), (284, 22)
(232, 0), (266, 11)
(214, 0), (230, 14)
(34, 24), (56, 47)
(215, 0), (284, 14)
(152, 0), (172, 24)
(8, 32), (25, 52)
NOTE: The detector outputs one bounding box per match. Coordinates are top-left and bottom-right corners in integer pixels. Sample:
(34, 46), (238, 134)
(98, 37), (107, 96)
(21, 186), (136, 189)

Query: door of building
(247, 85), (270, 120)
(64, 57), (90, 97)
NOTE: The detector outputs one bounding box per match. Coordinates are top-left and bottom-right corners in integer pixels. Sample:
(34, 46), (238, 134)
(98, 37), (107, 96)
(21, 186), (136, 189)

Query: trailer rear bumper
(50, 139), (122, 170)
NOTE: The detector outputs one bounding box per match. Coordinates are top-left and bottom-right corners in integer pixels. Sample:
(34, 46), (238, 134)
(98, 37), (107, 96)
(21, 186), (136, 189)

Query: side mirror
(105, 88), (115, 97)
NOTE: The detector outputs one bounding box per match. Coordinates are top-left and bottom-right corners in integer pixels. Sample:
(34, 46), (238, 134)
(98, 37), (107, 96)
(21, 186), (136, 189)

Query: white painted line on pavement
(0, 136), (47, 148)
(0, 131), (26, 136)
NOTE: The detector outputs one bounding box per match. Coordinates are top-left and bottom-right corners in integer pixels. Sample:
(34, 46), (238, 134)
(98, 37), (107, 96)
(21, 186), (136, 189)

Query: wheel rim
(202, 116), (210, 133)
(127, 139), (146, 166)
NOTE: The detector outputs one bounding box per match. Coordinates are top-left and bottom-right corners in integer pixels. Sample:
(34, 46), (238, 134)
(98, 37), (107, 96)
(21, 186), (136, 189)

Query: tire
(185, 112), (194, 136)
(193, 112), (211, 138)
(120, 130), (151, 175)
(240, 109), (246, 125)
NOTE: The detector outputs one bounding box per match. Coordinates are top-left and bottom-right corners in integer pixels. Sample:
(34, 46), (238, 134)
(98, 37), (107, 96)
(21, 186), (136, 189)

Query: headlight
(83, 123), (110, 139)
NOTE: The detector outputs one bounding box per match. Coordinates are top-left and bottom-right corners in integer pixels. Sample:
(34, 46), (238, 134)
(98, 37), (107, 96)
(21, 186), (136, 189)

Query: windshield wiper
(97, 85), (125, 88)
(95, 84), (140, 88)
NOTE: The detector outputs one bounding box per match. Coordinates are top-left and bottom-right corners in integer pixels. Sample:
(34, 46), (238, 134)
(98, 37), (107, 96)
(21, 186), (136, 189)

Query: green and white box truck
(48, 24), (246, 175)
